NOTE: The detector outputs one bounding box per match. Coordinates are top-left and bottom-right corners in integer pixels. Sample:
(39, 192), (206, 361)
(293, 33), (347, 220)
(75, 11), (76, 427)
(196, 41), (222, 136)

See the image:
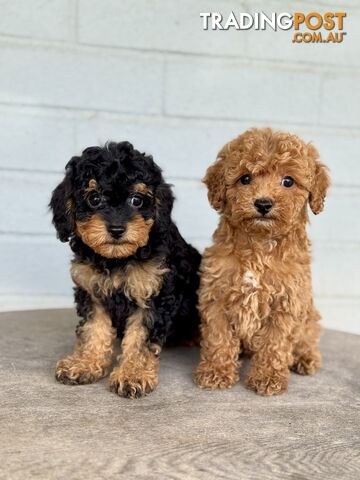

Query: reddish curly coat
(194, 128), (330, 395)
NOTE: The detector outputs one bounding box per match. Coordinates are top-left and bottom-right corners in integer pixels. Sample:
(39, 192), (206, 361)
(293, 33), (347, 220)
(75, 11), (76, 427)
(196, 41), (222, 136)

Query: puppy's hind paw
(291, 353), (321, 375)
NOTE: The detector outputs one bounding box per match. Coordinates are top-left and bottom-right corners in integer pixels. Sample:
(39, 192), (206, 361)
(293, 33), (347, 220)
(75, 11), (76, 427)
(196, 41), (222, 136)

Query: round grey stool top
(0, 309), (359, 480)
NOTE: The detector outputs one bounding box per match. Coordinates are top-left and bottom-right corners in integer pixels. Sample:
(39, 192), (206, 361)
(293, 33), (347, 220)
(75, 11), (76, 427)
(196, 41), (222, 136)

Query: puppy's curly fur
(50, 142), (200, 398)
(194, 128), (330, 395)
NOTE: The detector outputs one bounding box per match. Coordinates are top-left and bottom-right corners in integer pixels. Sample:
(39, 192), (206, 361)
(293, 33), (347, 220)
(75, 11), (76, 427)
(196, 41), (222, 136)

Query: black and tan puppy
(50, 141), (200, 398)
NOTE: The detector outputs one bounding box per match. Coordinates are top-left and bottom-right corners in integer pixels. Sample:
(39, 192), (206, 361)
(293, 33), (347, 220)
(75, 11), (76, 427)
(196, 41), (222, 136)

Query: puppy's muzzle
(254, 198), (273, 216)
(107, 224), (126, 239)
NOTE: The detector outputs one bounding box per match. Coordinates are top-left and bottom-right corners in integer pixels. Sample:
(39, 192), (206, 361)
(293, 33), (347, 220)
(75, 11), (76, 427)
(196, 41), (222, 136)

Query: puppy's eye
(240, 174), (252, 185)
(87, 191), (102, 208)
(281, 176), (294, 188)
(130, 194), (143, 208)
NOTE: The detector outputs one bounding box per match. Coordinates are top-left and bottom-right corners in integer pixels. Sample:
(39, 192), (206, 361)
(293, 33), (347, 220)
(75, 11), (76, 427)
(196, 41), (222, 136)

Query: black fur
(50, 141), (200, 346)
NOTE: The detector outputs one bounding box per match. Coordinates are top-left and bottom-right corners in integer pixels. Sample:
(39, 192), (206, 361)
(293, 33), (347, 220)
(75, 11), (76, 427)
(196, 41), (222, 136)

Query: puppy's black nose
(254, 198), (273, 215)
(108, 224), (125, 239)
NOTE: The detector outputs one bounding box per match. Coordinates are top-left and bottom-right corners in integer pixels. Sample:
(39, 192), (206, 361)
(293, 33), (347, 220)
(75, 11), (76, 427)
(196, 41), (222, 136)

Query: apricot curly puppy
(194, 128), (330, 395)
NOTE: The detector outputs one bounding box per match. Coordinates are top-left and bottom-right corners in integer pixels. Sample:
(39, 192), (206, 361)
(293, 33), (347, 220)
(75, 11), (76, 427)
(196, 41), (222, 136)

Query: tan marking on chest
(70, 258), (168, 307)
(122, 260), (169, 308)
(70, 262), (120, 298)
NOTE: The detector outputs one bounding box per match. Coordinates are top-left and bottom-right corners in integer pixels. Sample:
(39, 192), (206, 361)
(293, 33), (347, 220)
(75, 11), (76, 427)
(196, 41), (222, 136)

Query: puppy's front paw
(109, 367), (158, 399)
(55, 356), (107, 385)
(246, 370), (289, 396)
(194, 363), (239, 390)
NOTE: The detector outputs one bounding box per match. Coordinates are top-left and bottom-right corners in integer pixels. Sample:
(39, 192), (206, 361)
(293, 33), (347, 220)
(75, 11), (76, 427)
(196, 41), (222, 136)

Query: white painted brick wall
(0, 44), (163, 114)
(245, 1), (360, 67)
(78, 0), (247, 56)
(0, 0), (75, 41)
(165, 58), (322, 123)
(0, 1), (359, 334)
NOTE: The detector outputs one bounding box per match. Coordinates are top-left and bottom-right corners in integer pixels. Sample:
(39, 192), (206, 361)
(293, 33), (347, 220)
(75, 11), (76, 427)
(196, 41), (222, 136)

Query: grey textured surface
(0, 309), (359, 480)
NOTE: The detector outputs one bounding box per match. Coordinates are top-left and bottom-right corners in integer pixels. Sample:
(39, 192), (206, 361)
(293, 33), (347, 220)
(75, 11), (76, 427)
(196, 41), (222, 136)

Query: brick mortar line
(161, 112), (360, 131)
(0, 101), (359, 134)
(0, 231), (359, 248)
(0, 34), (359, 74)
(0, 168), (359, 192)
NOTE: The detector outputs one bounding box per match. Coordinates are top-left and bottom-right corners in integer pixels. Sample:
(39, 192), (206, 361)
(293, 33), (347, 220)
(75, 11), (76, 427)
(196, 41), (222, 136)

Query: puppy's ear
(203, 155), (226, 212)
(308, 145), (330, 215)
(49, 158), (77, 242)
(155, 182), (174, 222)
